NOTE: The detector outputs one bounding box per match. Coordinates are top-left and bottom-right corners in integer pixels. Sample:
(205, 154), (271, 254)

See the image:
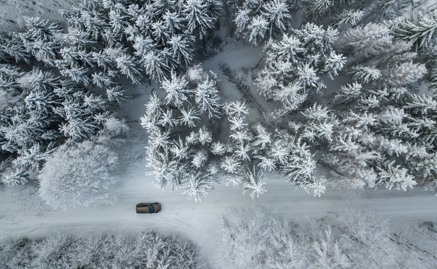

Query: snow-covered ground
(0, 3), (437, 266)
(0, 0), (77, 32)
(1, 155), (437, 260)
(1, 41), (437, 262)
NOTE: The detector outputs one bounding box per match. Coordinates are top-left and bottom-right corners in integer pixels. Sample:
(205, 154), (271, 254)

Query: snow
(0, 0), (76, 32)
(0, 3), (437, 265)
(1, 43), (436, 265)
(1, 149), (437, 260)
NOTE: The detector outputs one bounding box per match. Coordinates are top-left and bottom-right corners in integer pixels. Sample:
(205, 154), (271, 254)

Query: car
(136, 202), (161, 214)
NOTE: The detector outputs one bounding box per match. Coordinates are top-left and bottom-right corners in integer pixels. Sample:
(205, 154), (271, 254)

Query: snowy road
(1, 160), (437, 258)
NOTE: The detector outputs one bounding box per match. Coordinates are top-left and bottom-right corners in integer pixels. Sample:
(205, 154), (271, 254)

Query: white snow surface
(1, 159), (437, 259)
(0, 0), (76, 32)
(1, 42), (437, 262)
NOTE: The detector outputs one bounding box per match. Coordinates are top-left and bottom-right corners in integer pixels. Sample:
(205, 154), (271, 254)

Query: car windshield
(148, 204), (154, 213)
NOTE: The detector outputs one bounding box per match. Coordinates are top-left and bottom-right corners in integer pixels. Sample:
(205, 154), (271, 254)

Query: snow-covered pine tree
(394, 11), (437, 49)
(248, 15), (269, 45)
(351, 66), (381, 84)
(0, 33), (31, 63)
(231, 0), (296, 43)
(376, 161), (417, 191)
(194, 73), (222, 118)
(383, 61), (427, 86)
(242, 165), (267, 199)
(38, 141), (118, 209)
(183, 170), (216, 202)
(325, 23), (436, 192)
(304, 0), (334, 19)
(257, 23), (344, 111)
(303, 0), (415, 26)
(263, 0), (292, 34)
(142, 67), (226, 200)
(301, 104), (338, 143)
(0, 67), (109, 186)
(115, 54), (142, 84)
(332, 9), (364, 28)
(4, 0), (222, 91)
(167, 34), (194, 66)
(183, 0), (220, 38)
(342, 23), (393, 56)
(141, 50), (169, 80)
(334, 82), (363, 103)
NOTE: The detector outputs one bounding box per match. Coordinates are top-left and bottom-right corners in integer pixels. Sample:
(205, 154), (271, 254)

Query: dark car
(136, 203), (161, 214)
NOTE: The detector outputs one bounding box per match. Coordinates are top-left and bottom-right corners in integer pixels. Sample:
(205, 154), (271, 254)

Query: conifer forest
(0, 0), (437, 268)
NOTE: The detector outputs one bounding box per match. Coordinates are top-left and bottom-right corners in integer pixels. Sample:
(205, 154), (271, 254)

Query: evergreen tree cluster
(0, 0), (221, 190)
(142, 66), (330, 199)
(303, 0), (415, 25)
(0, 231), (203, 269)
(1, 0), (437, 201)
(394, 11), (437, 49)
(0, 0), (222, 87)
(257, 23), (346, 111)
(211, 1), (437, 195)
(329, 23), (434, 191)
(142, 15), (437, 198)
(141, 67), (222, 201)
(228, 0), (296, 45)
(56, 0), (221, 82)
(258, 21), (436, 192)
(38, 140), (120, 209)
(0, 65), (109, 186)
(214, 209), (436, 268)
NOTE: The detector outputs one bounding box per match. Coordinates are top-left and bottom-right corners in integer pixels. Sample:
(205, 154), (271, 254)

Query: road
(1, 160), (437, 259)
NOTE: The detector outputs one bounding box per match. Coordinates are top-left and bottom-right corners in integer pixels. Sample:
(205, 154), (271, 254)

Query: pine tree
(21, 17), (62, 42)
(403, 93), (437, 115)
(231, 0), (295, 43)
(262, 0), (292, 33)
(248, 15), (269, 45)
(305, 0), (333, 19)
(221, 155), (240, 174)
(333, 9), (364, 27)
(211, 141), (226, 156)
(342, 23), (393, 56)
(351, 66), (381, 83)
(183, 171), (216, 202)
(384, 61), (427, 86)
(224, 101), (249, 118)
(394, 11), (437, 49)
(242, 165), (266, 199)
(167, 34), (194, 66)
(257, 24), (343, 111)
(162, 10), (183, 35)
(1, 168), (31, 186)
(334, 82), (363, 103)
(324, 51), (347, 78)
(183, 0), (216, 37)
(194, 74), (222, 118)
(38, 141), (118, 209)
(116, 54), (142, 84)
(179, 106), (200, 127)
(234, 8), (251, 36)
(141, 50), (169, 80)
(0, 33), (31, 63)
(376, 161), (417, 191)
(162, 71), (189, 107)
(92, 72), (115, 88)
